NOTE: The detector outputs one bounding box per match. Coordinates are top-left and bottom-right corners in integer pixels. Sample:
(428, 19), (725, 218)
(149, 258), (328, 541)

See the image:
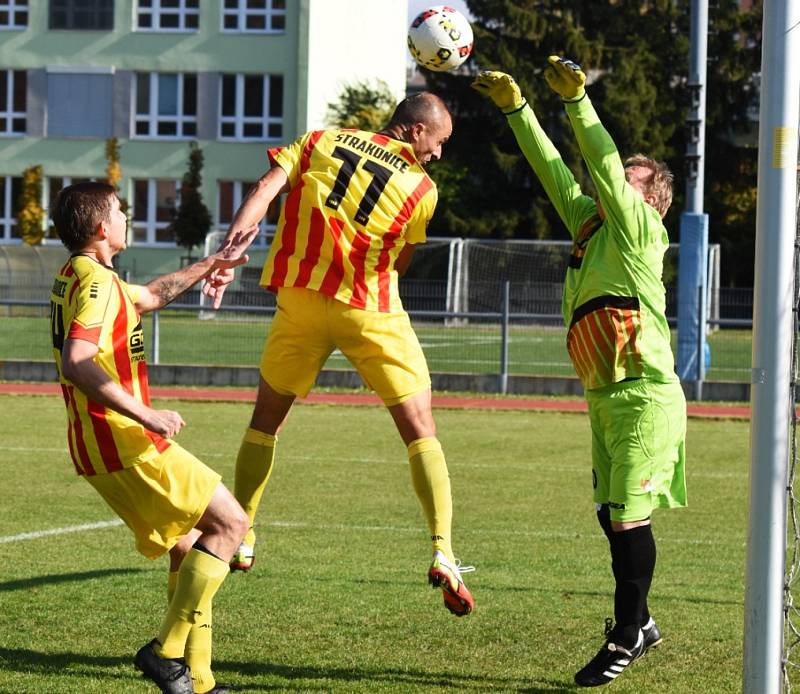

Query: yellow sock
(167, 570), (178, 603)
(185, 601), (214, 694)
(235, 428), (277, 547)
(167, 570), (215, 693)
(156, 548), (228, 660)
(408, 437), (454, 560)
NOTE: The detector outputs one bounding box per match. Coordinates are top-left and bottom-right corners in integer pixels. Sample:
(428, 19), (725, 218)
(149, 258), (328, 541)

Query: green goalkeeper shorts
(586, 378), (687, 522)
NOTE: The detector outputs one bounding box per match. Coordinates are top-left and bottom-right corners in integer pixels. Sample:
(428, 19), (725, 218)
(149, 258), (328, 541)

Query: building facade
(0, 0), (407, 275)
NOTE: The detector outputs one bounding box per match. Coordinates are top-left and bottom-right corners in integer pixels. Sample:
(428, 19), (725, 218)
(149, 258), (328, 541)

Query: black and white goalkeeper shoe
(574, 624), (645, 687)
(641, 617), (662, 652)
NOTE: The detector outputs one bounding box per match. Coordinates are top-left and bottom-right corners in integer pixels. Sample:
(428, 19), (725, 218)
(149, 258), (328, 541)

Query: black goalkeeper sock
(596, 504), (621, 581)
(598, 505), (653, 630)
(609, 523), (656, 648)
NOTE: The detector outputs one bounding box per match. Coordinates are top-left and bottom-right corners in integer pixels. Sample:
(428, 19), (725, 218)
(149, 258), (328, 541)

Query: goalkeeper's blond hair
(624, 154), (673, 218)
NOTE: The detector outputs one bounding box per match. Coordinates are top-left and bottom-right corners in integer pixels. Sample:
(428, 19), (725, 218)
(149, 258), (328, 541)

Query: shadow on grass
(0, 648), (577, 692)
(0, 647), (132, 679)
(214, 659), (578, 692)
(0, 567), (147, 592)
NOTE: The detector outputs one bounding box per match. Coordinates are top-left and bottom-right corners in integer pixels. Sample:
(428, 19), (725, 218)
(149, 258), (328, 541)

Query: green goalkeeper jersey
(507, 97), (677, 390)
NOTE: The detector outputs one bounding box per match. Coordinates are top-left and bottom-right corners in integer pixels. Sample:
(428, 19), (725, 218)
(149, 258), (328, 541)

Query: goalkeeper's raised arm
(471, 70), (595, 240)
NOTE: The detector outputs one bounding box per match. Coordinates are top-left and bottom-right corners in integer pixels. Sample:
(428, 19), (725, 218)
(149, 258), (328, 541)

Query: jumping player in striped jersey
(50, 181), (258, 694)
(473, 60), (687, 686)
(203, 92), (474, 617)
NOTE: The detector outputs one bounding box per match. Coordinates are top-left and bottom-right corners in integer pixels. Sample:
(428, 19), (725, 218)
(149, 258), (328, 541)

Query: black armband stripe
(569, 295), (640, 329)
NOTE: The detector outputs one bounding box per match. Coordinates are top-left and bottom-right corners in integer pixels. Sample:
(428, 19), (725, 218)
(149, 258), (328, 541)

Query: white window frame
(0, 69), (25, 136)
(216, 180), (278, 248)
(133, 72), (197, 140)
(132, 178), (181, 246)
(0, 175), (21, 242)
(136, 0), (198, 33)
(0, 0), (27, 30)
(219, 74), (282, 142)
(221, 0), (286, 34)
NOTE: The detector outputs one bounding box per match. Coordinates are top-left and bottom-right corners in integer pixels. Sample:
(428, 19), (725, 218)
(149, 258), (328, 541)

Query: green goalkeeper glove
(544, 56), (586, 101)
(471, 71), (526, 113)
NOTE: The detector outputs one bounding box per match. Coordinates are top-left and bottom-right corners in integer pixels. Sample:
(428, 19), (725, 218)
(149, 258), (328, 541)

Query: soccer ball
(408, 5), (474, 72)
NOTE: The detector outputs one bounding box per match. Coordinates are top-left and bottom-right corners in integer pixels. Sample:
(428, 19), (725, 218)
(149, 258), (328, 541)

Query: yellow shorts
(261, 286), (431, 405)
(85, 442), (221, 560)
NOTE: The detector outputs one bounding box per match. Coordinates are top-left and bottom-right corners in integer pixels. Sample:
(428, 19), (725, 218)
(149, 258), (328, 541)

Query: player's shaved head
(386, 92), (451, 130)
(381, 92), (452, 164)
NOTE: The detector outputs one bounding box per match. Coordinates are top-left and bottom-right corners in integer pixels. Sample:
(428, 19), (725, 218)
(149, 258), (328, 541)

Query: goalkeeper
(473, 59), (687, 687)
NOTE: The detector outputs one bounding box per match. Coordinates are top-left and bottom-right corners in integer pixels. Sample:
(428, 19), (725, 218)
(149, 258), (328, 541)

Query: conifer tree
(422, 1), (761, 285)
(169, 141), (212, 259)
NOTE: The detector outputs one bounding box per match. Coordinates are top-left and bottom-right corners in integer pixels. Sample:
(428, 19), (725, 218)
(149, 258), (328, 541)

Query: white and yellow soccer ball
(408, 5), (474, 72)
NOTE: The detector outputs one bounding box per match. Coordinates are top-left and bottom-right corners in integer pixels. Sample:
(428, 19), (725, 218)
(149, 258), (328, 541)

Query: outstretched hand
(202, 224), (260, 309)
(212, 224), (260, 269)
(544, 56), (586, 101)
(471, 71), (525, 113)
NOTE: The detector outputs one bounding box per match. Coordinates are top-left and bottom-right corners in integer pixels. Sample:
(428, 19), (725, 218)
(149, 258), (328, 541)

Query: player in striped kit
(473, 59), (687, 686)
(204, 92), (474, 617)
(50, 181), (257, 693)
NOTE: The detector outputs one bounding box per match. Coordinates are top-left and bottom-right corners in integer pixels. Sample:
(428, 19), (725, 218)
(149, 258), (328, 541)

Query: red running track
(0, 382), (751, 419)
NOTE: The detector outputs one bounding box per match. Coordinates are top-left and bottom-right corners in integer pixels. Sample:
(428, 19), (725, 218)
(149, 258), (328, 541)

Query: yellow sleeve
(269, 132), (316, 188)
(404, 183), (437, 245)
(68, 261), (114, 343)
(123, 281), (143, 306)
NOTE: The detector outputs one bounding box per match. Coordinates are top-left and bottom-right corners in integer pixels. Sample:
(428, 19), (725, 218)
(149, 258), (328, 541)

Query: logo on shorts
(608, 501), (626, 510)
(640, 479), (653, 491)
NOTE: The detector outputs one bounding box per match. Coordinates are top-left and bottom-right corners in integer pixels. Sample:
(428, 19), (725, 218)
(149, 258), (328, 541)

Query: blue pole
(677, 0), (709, 398)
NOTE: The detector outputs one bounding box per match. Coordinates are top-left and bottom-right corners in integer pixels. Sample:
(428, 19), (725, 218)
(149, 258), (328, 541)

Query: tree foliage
(325, 80), (396, 131)
(18, 165), (44, 246)
(104, 137), (129, 219)
(702, 0), (762, 286)
(421, 0), (761, 285)
(169, 141), (212, 255)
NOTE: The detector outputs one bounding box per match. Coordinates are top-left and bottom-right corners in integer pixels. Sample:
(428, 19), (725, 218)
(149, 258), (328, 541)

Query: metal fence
(1, 277), (754, 391)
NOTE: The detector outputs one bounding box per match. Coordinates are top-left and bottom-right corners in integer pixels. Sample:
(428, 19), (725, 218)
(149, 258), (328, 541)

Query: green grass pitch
(0, 394), (751, 692)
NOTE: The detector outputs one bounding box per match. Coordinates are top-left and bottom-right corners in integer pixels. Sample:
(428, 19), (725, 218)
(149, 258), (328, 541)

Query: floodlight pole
(744, 1), (800, 692)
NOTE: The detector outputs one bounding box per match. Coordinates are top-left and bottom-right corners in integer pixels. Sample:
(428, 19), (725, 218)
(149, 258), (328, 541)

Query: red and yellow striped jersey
(50, 255), (170, 476)
(261, 128), (438, 313)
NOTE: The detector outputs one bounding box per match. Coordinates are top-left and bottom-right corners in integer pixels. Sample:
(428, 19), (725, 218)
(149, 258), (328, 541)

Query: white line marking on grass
(0, 519), (124, 544)
(0, 517), (737, 548)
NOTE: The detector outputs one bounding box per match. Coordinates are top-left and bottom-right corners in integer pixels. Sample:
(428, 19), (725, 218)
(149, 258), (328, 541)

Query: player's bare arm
(202, 166), (290, 308)
(231, 165), (290, 233)
(135, 224), (259, 313)
(61, 337), (185, 438)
